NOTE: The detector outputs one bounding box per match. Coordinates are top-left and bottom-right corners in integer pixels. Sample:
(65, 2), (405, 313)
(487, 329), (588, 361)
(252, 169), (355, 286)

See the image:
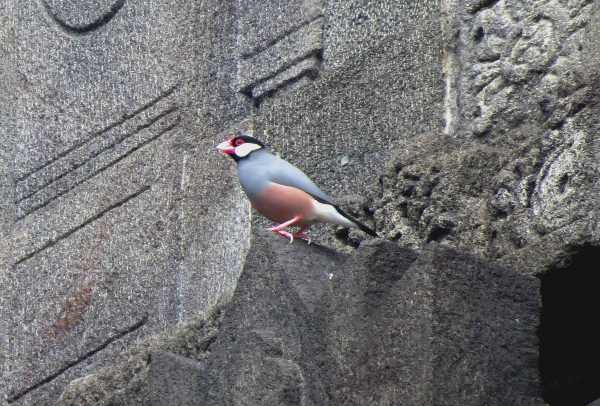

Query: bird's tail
(334, 206), (378, 237)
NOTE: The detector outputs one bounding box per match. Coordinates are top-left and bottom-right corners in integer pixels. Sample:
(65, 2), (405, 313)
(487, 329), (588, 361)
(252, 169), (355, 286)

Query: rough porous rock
(59, 231), (540, 405)
(371, 125), (598, 260)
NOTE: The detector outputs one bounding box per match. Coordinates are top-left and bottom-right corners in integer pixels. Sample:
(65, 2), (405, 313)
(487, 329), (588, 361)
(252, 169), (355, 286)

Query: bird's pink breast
(251, 183), (317, 225)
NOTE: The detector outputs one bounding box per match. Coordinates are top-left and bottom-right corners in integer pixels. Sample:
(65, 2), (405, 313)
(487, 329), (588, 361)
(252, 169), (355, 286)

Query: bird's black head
(216, 136), (266, 162)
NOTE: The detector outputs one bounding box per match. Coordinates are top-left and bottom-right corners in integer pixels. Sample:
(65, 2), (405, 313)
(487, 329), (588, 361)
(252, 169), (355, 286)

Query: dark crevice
(570, 103), (587, 117)
(7, 315), (148, 403)
(426, 226), (452, 242)
(14, 185), (151, 266)
(42, 0), (126, 35)
(474, 26), (485, 43)
(240, 50), (323, 100)
(252, 70), (319, 108)
(250, 52), (322, 108)
(558, 173), (569, 194)
(537, 245), (600, 406)
(469, 0), (500, 14)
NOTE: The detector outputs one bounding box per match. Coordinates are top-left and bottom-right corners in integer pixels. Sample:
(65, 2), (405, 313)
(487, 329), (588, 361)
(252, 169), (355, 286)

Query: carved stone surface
(445, 0), (599, 139)
(252, 3), (444, 248)
(371, 126), (599, 259)
(0, 0), (249, 404)
(236, 0), (325, 102)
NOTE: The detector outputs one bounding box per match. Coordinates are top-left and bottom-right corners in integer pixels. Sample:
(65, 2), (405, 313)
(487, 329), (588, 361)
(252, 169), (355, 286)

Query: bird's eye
(235, 139), (245, 146)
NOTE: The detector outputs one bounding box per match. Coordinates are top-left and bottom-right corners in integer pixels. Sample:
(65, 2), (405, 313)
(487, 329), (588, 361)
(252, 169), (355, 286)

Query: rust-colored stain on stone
(52, 284), (94, 336)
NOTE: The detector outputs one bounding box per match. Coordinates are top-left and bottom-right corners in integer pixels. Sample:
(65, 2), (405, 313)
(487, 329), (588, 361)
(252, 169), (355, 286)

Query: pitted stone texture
(371, 123), (599, 261)
(141, 351), (207, 406)
(253, 25), (444, 249)
(445, 0), (599, 139)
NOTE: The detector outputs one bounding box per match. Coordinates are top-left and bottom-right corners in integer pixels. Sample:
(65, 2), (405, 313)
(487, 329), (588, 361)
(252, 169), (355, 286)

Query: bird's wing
(269, 156), (337, 206)
(265, 153), (378, 236)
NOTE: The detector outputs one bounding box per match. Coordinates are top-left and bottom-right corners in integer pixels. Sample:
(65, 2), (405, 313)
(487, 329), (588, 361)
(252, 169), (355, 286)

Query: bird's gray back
(237, 149), (335, 204)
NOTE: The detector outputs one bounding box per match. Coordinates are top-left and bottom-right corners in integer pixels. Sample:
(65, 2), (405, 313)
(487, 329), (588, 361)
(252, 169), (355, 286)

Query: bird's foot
(266, 216), (303, 243)
(292, 225), (311, 244)
(292, 232), (311, 244)
(267, 228), (295, 243)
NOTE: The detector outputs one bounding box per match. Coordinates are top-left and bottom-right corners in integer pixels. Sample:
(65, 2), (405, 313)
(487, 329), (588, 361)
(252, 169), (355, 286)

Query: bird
(216, 135), (378, 243)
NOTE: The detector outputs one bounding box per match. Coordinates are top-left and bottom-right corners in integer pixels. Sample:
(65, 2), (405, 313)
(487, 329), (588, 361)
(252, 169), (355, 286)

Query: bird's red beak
(216, 138), (235, 154)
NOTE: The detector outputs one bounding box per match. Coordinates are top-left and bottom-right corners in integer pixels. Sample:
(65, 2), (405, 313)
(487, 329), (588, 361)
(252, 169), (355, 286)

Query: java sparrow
(216, 135), (377, 243)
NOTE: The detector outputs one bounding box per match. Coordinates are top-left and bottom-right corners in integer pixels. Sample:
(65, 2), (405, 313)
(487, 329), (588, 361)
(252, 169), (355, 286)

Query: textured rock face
(372, 127), (598, 259)
(3, 0), (600, 404)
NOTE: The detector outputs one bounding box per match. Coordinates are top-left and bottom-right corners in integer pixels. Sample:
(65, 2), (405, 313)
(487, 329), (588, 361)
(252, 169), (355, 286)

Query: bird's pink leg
(266, 216), (302, 243)
(292, 225), (311, 244)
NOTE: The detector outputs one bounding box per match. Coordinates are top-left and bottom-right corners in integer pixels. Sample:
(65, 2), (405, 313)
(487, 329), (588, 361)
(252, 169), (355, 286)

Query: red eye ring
(234, 139), (245, 146)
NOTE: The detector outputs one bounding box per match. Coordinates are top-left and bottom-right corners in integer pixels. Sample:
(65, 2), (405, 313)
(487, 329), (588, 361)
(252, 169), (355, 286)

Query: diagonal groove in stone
(237, 17), (323, 93)
(241, 14), (324, 60)
(6, 315), (149, 404)
(16, 116), (180, 219)
(16, 85), (179, 184)
(16, 106), (178, 203)
(14, 185), (151, 266)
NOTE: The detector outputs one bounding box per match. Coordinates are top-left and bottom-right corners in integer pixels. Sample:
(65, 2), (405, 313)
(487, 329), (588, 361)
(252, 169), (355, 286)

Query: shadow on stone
(204, 230), (542, 405)
(538, 244), (600, 406)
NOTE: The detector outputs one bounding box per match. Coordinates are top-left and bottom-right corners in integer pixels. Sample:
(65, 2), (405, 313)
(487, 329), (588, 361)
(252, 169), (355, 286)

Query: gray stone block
(0, 0), (250, 404)
(56, 306), (221, 406)
(238, 17), (324, 95)
(326, 240), (541, 405)
(205, 229), (342, 405)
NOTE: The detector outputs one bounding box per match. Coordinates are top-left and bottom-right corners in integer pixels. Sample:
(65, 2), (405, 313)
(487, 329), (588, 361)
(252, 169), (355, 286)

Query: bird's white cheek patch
(235, 143), (262, 157)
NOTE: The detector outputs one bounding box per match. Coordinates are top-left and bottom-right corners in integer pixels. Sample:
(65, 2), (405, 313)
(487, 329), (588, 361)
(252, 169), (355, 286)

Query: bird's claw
(266, 228), (294, 243)
(266, 219), (311, 244)
(292, 233), (311, 244)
